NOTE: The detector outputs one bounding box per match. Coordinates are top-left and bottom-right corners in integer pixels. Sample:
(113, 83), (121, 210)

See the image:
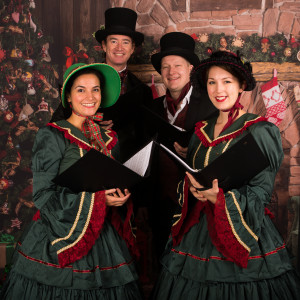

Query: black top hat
(151, 32), (200, 74)
(95, 7), (144, 47)
(193, 51), (256, 91)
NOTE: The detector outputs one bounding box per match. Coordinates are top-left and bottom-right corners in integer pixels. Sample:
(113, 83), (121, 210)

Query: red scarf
(119, 69), (128, 95)
(72, 110), (112, 157)
(165, 82), (191, 116)
(220, 94), (243, 133)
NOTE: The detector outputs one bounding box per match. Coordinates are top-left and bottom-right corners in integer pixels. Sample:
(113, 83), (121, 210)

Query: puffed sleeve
(31, 126), (107, 267)
(207, 121), (284, 268)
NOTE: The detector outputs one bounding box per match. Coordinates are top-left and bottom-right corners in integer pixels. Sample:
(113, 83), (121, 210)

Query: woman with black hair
(1, 63), (142, 299)
(151, 51), (300, 300)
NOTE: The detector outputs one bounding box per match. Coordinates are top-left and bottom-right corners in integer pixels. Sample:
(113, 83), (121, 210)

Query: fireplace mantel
(128, 62), (300, 84)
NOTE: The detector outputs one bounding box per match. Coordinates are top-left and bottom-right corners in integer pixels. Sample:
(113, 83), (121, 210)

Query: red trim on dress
(207, 188), (249, 268)
(57, 191), (107, 267)
(264, 207), (275, 219)
(47, 123), (92, 151)
(171, 244), (286, 262)
(195, 117), (266, 147)
(32, 210), (40, 221)
(106, 129), (118, 150)
(18, 249), (134, 272)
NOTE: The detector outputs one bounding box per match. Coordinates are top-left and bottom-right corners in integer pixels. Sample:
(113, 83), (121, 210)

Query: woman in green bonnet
(0, 63), (142, 299)
(151, 51), (300, 300)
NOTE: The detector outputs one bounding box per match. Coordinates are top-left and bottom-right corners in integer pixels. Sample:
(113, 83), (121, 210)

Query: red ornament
(4, 111), (14, 123)
(270, 52), (276, 57)
(206, 47), (213, 55)
(278, 40), (286, 47)
(0, 48), (6, 62)
(0, 178), (9, 190)
(252, 48), (257, 53)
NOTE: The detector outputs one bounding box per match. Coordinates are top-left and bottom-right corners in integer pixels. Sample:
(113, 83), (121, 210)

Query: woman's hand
(174, 142), (188, 158)
(99, 119), (114, 130)
(186, 172), (219, 204)
(105, 188), (131, 206)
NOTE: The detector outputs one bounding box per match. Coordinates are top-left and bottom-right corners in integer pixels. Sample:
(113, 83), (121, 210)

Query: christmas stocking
(151, 74), (159, 99)
(261, 69), (286, 126)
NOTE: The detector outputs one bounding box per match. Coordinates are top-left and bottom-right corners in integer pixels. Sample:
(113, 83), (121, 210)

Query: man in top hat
(148, 32), (217, 259)
(94, 7), (153, 163)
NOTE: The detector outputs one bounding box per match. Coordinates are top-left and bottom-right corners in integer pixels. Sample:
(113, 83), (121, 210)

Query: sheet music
(123, 141), (153, 176)
(159, 143), (201, 173)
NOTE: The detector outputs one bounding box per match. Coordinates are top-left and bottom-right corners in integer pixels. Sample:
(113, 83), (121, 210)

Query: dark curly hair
(192, 51), (256, 92)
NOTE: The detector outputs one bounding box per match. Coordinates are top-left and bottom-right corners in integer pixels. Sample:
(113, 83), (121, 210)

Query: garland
(66, 33), (300, 66)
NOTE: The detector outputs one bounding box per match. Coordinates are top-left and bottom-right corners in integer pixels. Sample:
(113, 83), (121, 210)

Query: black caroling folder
(53, 140), (156, 193)
(141, 105), (193, 148)
(158, 132), (269, 192)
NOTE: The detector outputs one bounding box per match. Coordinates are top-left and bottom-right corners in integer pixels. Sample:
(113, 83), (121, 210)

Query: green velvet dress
(152, 113), (300, 300)
(0, 120), (142, 300)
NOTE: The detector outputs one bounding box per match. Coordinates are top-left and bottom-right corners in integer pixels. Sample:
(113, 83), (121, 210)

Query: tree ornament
(6, 134), (14, 149)
(22, 71), (33, 83)
(21, 13), (29, 24)
(26, 82), (36, 95)
(41, 42), (51, 62)
(0, 94), (8, 111)
(199, 33), (209, 43)
(14, 101), (21, 115)
(11, 11), (19, 23)
(10, 48), (22, 59)
(4, 111), (14, 123)
(29, 13), (36, 32)
(0, 48), (6, 62)
(29, 0), (36, 9)
(18, 103), (34, 121)
(8, 25), (23, 34)
(278, 40), (286, 47)
(0, 178), (9, 191)
(232, 37), (244, 48)
(284, 47), (292, 57)
(271, 51), (276, 57)
(37, 30), (43, 38)
(2, 15), (10, 23)
(297, 50), (300, 62)
(38, 97), (48, 112)
(252, 48), (257, 53)
(24, 58), (34, 67)
(0, 200), (9, 214)
(261, 38), (270, 53)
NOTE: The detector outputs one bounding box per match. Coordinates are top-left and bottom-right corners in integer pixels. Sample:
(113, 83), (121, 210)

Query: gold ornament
(199, 33), (209, 43)
(232, 37), (244, 48)
(284, 47), (292, 57)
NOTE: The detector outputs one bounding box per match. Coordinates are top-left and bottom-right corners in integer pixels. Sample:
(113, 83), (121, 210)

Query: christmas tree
(0, 0), (59, 250)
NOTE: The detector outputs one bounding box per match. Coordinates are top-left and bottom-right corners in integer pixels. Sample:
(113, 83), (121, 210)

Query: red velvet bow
(63, 47), (89, 69)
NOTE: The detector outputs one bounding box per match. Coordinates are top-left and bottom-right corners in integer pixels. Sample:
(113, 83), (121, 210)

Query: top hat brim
(95, 29), (144, 47)
(151, 49), (200, 74)
(61, 63), (121, 108)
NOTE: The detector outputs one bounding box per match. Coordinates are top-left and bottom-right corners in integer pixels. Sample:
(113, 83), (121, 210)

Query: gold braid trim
(173, 179), (186, 226)
(192, 142), (202, 169)
(56, 193), (95, 254)
(52, 192), (86, 246)
(227, 191), (258, 243)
